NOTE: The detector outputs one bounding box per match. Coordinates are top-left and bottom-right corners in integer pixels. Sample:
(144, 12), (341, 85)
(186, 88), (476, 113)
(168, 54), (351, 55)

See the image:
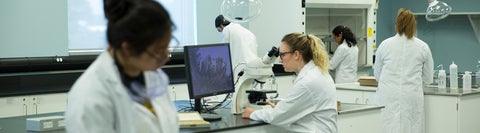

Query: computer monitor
(184, 43), (235, 114)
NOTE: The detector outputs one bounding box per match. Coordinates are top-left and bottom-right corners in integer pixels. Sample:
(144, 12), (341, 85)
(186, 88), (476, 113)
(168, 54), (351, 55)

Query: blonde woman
(242, 33), (337, 133)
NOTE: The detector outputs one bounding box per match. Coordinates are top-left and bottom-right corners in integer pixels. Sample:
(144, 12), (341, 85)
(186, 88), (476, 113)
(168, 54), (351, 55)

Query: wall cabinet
(0, 93), (67, 118)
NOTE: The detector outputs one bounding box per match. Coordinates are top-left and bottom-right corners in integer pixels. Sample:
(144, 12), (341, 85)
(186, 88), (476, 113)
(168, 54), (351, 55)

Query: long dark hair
(332, 25), (357, 47)
(104, 0), (175, 55)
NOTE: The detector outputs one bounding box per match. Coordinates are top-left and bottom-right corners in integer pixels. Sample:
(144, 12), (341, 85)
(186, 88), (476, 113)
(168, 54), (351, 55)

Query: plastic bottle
(476, 60), (480, 77)
(476, 61), (480, 89)
(449, 62), (458, 89)
(463, 71), (472, 90)
(435, 64), (444, 85)
(438, 70), (446, 89)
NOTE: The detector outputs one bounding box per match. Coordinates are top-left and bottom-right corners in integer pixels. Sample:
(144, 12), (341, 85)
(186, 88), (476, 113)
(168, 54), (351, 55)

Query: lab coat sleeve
(374, 44), (384, 82)
(422, 45), (434, 84)
(249, 84), (316, 127)
(329, 46), (345, 70)
(66, 95), (116, 133)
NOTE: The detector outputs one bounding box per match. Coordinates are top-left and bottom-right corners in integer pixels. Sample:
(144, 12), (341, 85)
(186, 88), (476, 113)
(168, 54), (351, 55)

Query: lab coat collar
(297, 60), (315, 79)
(341, 39), (347, 45)
(94, 51), (133, 101)
(96, 51), (123, 85)
(395, 33), (408, 39)
(97, 51), (169, 101)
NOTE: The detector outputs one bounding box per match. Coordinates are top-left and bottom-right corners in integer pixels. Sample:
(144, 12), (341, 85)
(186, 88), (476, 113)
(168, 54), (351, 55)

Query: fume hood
(248, 0), (377, 66)
(305, 0), (377, 66)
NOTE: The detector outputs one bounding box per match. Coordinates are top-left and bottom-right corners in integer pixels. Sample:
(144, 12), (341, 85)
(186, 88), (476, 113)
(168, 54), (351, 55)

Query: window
(67, 0), (196, 55)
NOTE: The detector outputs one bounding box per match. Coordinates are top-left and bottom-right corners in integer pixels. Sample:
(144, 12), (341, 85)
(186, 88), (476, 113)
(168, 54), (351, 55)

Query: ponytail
(308, 34), (329, 74)
(281, 33), (329, 74)
(332, 25), (357, 47)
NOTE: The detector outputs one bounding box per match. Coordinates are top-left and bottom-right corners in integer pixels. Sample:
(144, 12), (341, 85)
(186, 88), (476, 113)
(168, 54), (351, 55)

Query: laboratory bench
(0, 102), (383, 133)
(335, 82), (480, 133)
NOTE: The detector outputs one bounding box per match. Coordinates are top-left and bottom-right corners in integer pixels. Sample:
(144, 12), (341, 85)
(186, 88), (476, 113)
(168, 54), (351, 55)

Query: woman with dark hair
(329, 25), (359, 83)
(65, 0), (179, 132)
(242, 33), (337, 133)
(374, 8), (433, 133)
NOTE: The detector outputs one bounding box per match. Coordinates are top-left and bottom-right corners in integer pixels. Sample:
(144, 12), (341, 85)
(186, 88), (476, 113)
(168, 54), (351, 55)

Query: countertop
(0, 101), (384, 133)
(423, 87), (480, 96)
(335, 82), (480, 96)
(178, 100), (383, 132)
(338, 103), (384, 114)
(336, 82), (377, 92)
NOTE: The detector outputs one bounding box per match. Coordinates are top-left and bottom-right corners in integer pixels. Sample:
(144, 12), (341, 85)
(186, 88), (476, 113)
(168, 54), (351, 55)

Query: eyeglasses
(279, 51), (294, 60)
(168, 36), (181, 54)
(145, 36), (179, 63)
(146, 50), (168, 63)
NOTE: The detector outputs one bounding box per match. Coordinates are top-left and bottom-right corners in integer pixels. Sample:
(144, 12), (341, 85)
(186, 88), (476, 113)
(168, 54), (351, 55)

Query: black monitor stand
(194, 98), (222, 121)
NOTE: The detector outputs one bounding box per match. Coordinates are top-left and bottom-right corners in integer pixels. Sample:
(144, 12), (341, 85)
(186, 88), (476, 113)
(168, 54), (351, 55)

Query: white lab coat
(250, 61), (337, 133)
(329, 40), (359, 83)
(374, 34), (433, 133)
(222, 22), (258, 68)
(65, 51), (179, 133)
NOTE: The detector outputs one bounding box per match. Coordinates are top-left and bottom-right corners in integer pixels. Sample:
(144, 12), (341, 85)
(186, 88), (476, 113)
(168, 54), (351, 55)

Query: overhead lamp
(426, 0), (452, 21)
(221, 0), (262, 23)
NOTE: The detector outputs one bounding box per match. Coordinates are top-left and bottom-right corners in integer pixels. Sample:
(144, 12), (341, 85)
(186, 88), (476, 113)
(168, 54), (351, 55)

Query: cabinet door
(336, 90), (363, 104)
(34, 93), (67, 114)
(458, 94), (480, 133)
(362, 91), (376, 105)
(338, 109), (381, 133)
(424, 95), (458, 133)
(0, 96), (28, 118)
(169, 84), (189, 101)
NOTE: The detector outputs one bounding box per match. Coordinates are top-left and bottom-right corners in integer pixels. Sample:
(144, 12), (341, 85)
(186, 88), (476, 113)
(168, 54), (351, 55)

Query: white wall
(249, 0), (304, 57)
(196, 0), (224, 45)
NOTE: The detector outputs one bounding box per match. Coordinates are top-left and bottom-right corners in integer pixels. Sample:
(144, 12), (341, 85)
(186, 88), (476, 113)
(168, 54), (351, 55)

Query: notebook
(178, 112), (211, 128)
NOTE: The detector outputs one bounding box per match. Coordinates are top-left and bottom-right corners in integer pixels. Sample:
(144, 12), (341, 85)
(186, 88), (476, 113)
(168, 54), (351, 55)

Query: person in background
(329, 25), (359, 83)
(374, 8), (434, 133)
(215, 15), (258, 69)
(242, 32), (337, 133)
(65, 0), (179, 132)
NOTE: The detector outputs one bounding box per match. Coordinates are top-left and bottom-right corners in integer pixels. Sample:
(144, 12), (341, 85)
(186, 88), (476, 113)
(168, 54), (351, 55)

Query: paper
(178, 112), (210, 128)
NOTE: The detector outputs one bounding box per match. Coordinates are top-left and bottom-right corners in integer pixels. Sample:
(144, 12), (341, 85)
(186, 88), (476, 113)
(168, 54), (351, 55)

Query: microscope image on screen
(187, 46), (234, 96)
(184, 43), (236, 120)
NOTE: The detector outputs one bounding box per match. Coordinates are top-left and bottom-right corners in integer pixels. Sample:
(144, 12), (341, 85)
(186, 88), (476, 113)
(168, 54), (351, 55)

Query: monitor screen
(184, 43), (235, 100)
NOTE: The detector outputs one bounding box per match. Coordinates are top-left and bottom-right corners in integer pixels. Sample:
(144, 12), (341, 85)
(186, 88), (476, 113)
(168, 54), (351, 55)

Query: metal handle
(33, 103), (38, 115)
(23, 104), (27, 116)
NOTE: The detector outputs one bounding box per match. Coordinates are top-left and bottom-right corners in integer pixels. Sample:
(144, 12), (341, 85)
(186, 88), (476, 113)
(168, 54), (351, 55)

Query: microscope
(231, 47), (279, 114)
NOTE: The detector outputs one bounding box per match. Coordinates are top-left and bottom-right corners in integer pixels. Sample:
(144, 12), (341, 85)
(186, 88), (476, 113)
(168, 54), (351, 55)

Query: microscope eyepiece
(267, 46), (279, 57)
